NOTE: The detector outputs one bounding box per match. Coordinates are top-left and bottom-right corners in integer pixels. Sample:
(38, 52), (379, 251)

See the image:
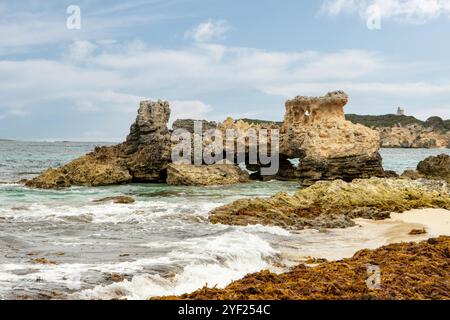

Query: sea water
(0, 140), (449, 299)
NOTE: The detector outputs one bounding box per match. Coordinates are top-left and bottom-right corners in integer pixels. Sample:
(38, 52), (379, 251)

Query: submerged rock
(26, 100), (171, 189)
(93, 196), (135, 204)
(163, 236), (450, 300)
(280, 91), (385, 186)
(166, 164), (250, 186)
(209, 178), (450, 230)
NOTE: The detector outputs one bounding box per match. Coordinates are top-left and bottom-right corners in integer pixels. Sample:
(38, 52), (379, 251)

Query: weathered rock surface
(25, 147), (132, 189)
(400, 154), (450, 183)
(162, 237), (450, 300)
(347, 114), (450, 148)
(378, 124), (450, 148)
(172, 119), (217, 133)
(280, 91), (385, 186)
(209, 178), (450, 230)
(166, 164), (250, 186)
(417, 154), (450, 182)
(26, 100), (171, 189)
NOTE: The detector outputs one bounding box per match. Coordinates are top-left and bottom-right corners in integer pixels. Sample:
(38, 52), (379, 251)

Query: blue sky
(1, 0), (450, 141)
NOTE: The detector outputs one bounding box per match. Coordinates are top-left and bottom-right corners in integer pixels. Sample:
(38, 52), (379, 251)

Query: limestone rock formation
(26, 100), (171, 189)
(166, 163), (250, 186)
(209, 178), (450, 230)
(122, 100), (172, 181)
(280, 91), (385, 186)
(378, 125), (450, 148)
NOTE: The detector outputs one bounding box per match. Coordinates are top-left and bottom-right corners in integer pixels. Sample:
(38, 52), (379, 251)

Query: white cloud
(2, 40), (450, 136)
(68, 41), (98, 60)
(321, 0), (450, 23)
(170, 100), (213, 124)
(185, 19), (231, 42)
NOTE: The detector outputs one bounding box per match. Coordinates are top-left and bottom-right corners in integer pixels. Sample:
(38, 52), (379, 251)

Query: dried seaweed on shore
(159, 236), (450, 300)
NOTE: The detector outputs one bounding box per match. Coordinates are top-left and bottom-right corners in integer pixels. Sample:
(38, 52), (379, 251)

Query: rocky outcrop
(209, 178), (450, 230)
(346, 114), (450, 148)
(400, 154), (450, 183)
(26, 100), (171, 189)
(417, 154), (450, 182)
(163, 237), (450, 300)
(378, 125), (450, 148)
(280, 91), (385, 186)
(166, 164), (249, 186)
(24, 147), (132, 189)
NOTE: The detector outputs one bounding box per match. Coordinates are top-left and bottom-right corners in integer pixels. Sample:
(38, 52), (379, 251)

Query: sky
(1, 0), (450, 141)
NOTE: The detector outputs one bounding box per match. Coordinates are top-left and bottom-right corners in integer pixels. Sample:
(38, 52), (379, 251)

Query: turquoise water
(0, 141), (449, 299)
(380, 148), (450, 173)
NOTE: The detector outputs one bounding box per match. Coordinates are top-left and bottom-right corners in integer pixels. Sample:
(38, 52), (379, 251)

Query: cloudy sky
(1, 0), (450, 141)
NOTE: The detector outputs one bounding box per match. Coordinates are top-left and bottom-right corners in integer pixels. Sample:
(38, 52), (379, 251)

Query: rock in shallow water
(280, 91), (385, 186)
(93, 196), (135, 204)
(26, 100), (171, 189)
(208, 177), (450, 230)
(401, 154), (450, 183)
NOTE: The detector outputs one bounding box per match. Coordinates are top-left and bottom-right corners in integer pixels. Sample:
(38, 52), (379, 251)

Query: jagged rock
(122, 100), (172, 181)
(26, 100), (171, 189)
(280, 91), (384, 186)
(417, 154), (450, 182)
(400, 154), (450, 183)
(166, 164), (250, 186)
(209, 178), (450, 230)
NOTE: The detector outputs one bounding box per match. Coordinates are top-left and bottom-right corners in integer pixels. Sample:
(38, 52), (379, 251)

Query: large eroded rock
(166, 164), (250, 186)
(26, 100), (171, 189)
(280, 91), (385, 186)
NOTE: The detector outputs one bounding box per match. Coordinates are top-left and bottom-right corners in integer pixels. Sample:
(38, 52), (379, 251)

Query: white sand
(353, 208), (450, 245)
(390, 208), (450, 237)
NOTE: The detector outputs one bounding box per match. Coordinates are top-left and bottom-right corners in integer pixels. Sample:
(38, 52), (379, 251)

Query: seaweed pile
(160, 236), (450, 300)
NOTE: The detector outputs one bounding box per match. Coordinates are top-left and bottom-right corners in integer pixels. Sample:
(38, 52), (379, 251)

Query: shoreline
(157, 208), (450, 300)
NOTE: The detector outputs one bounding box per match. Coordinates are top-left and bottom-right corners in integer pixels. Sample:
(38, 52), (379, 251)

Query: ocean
(0, 140), (449, 300)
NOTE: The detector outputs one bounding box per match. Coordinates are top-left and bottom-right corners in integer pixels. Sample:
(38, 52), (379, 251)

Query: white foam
(72, 231), (278, 300)
(0, 200), (219, 224)
(241, 224), (291, 236)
